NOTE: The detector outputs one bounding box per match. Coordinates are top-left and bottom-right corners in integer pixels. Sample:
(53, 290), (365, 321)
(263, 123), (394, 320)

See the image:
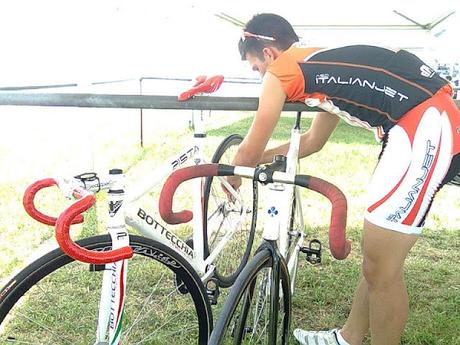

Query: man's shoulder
(269, 46), (321, 76)
(304, 45), (397, 63)
(285, 45), (323, 62)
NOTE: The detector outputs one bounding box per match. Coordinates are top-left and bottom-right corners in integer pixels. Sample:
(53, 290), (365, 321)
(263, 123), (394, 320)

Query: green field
(1, 112), (459, 344)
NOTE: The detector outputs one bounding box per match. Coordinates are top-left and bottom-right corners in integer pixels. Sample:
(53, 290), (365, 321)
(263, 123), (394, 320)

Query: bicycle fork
(95, 170), (130, 345)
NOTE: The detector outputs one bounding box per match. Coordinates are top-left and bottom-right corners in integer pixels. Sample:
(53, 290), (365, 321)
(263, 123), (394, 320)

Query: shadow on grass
(208, 116), (380, 146)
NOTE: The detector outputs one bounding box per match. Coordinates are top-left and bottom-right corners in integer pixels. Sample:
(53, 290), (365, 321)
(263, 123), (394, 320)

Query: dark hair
(238, 13), (299, 60)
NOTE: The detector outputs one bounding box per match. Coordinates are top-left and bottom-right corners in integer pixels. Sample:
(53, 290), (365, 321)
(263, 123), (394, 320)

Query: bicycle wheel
(203, 134), (258, 288)
(209, 246), (291, 345)
(448, 172), (460, 186)
(0, 235), (212, 344)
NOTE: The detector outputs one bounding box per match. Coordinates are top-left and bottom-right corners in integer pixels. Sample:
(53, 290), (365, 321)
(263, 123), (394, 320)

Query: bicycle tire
(209, 246), (291, 345)
(448, 172), (460, 186)
(0, 235), (212, 344)
(203, 134), (258, 288)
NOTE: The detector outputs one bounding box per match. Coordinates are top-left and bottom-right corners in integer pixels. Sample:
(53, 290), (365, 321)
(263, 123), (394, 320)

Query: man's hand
(222, 175), (242, 201)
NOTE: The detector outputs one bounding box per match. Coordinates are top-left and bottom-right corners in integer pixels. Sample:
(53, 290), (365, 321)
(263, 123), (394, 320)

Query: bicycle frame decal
(267, 206), (279, 217)
(109, 200), (123, 217)
(128, 143), (203, 203)
(171, 145), (199, 169)
(109, 260), (126, 345)
(0, 280), (16, 302)
(137, 208), (195, 260)
(132, 246), (181, 268)
(96, 244), (182, 269)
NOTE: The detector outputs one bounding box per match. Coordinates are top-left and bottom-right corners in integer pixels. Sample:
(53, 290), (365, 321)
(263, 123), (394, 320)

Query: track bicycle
(0, 81), (257, 344)
(159, 111), (352, 344)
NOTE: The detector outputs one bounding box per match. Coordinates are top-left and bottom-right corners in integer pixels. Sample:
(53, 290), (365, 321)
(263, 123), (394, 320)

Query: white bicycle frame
(234, 114), (306, 294)
(57, 111), (248, 345)
(124, 112), (247, 278)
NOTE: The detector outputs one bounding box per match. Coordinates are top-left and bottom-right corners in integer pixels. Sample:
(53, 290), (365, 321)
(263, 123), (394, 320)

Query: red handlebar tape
(23, 178), (84, 226)
(24, 178), (133, 264)
(307, 176), (351, 260)
(55, 195), (133, 264)
(160, 164), (219, 224)
(159, 164), (351, 260)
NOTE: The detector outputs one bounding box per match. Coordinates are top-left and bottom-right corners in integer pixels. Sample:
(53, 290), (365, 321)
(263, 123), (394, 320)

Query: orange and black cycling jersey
(267, 45), (449, 140)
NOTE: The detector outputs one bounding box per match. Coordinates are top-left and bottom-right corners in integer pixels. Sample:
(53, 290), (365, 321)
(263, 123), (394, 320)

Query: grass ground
(213, 115), (460, 344)
(1, 111), (459, 344)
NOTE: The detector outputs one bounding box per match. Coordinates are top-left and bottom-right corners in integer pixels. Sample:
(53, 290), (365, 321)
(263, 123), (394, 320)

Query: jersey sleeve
(268, 54), (306, 102)
(267, 47), (322, 102)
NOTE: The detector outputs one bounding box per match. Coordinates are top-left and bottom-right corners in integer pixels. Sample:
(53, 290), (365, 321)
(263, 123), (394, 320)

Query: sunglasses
(241, 31), (275, 42)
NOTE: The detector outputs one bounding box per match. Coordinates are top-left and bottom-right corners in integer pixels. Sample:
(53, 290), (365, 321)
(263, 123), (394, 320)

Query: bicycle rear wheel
(448, 172), (460, 186)
(0, 235), (212, 344)
(203, 134), (258, 288)
(209, 246), (291, 345)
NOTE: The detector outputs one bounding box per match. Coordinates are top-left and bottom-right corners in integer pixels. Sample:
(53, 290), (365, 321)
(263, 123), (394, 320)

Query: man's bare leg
(363, 221), (418, 344)
(340, 220), (418, 345)
(340, 276), (369, 344)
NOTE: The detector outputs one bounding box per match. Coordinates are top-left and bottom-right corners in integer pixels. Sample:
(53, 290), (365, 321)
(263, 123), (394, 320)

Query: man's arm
(231, 72), (287, 167)
(260, 111), (340, 163)
(223, 72), (286, 194)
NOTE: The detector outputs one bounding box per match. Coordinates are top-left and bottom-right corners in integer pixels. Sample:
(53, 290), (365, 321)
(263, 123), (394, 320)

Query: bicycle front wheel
(203, 134), (257, 288)
(209, 246), (291, 345)
(0, 235), (212, 344)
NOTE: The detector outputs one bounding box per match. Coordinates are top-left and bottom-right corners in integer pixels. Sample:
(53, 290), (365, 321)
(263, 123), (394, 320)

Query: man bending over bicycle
(226, 13), (460, 345)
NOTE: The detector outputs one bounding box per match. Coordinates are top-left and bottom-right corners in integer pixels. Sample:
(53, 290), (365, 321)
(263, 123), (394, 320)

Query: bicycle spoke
(3, 337), (42, 344)
(207, 200), (225, 220)
(129, 284), (203, 345)
(132, 324), (197, 345)
(132, 308), (189, 344)
(122, 276), (199, 342)
(1, 250), (206, 344)
(123, 271), (168, 342)
(4, 309), (75, 344)
(208, 207), (227, 247)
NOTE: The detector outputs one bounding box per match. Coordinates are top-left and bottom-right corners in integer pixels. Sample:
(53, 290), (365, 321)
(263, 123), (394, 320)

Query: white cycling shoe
(293, 328), (342, 345)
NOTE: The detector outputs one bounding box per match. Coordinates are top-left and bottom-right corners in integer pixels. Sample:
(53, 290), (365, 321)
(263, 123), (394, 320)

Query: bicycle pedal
(300, 239), (322, 265)
(89, 264), (107, 272)
(206, 279), (220, 305)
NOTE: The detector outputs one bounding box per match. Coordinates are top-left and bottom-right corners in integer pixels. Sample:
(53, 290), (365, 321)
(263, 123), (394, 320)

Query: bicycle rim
(203, 134), (258, 287)
(0, 235), (212, 344)
(210, 248), (291, 345)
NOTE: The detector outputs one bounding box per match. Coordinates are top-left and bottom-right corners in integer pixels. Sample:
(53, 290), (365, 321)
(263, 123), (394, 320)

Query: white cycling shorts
(365, 90), (460, 235)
